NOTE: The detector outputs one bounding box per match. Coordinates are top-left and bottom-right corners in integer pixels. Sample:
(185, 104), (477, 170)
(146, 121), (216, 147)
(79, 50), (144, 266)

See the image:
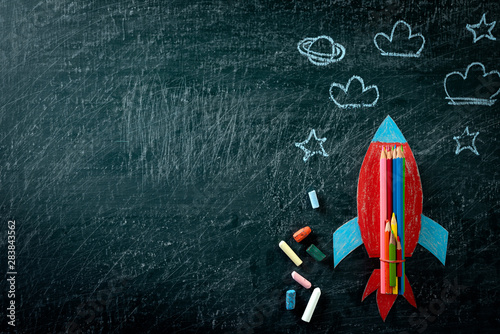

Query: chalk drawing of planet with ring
(297, 35), (346, 66)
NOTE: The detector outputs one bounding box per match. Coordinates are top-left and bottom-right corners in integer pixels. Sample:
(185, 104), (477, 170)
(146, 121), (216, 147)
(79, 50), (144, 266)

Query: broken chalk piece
(306, 244), (326, 261)
(286, 290), (296, 310)
(301, 287), (321, 322)
(279, 241), (303, 266)
(291, 271), (312, 289)
(308, 190), (319, 209)
(293, 226), (312, 243)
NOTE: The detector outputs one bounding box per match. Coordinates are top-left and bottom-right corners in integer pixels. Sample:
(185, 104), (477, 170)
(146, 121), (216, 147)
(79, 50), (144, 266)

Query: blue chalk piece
(418, 215), (448, 265)
(308, 190), (319, 209)
(333, 217), (363, 267)
(286, 290), (296, 310)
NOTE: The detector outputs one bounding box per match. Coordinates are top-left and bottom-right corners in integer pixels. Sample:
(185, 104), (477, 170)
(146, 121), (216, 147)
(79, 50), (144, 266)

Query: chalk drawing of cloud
(374, 20), (425, 57)
(444, 62), (500, 106)
(329, 76), (379, 109)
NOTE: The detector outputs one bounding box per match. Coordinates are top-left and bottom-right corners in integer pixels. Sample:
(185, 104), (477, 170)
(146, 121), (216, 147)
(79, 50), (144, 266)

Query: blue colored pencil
(393, 146), (404, 295)
(395, 146), (405, 294)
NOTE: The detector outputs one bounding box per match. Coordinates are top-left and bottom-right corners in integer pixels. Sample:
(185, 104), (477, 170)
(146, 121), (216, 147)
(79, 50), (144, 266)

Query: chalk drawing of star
(466, 13), (496, 43)
(453, 126), (479, 155)
(295, 129), (329, 162)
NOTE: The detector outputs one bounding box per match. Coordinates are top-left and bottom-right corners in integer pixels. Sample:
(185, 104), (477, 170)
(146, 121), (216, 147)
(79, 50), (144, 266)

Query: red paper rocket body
(333, 116), (448, 321)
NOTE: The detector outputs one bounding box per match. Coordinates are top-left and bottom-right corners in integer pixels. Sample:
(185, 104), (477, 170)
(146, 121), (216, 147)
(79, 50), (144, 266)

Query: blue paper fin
(333, 217), (363, 267)
(418, 215), (448, 265)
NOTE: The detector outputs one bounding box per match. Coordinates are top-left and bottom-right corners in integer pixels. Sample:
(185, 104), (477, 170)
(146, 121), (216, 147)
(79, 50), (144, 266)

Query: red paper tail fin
(376, 289), (397, 321)
(362, 270), (417, 321)
(362, 269), (380, 301)
(403, 275), (417, 308)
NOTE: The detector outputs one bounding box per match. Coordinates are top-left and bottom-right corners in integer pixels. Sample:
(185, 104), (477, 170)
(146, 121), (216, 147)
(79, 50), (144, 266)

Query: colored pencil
(397, 236), (402, 277)
(386, 147), (392, 222)
(389, 231), (396, 287)
(390, 213), (398, 239)
(384, 220), (391, 293)
(386, 147), (393, 294)
(380, 148), (387, 294)
(392, 146), (398, 232)
(400, 146), (406, 293)
(390, 213), (398, 294)
(392, 264), (399, 295)
(395, 147), (403, 293)
(393, 147), (402, 294)
(394, 267), (398, 294)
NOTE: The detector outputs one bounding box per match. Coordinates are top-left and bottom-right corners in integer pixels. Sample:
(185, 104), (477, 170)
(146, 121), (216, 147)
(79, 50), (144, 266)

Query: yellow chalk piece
(279, 241), (303, 266)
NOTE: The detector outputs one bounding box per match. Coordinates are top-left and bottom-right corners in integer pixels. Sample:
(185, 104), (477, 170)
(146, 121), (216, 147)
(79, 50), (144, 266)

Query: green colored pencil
(389, 231), (396, 287)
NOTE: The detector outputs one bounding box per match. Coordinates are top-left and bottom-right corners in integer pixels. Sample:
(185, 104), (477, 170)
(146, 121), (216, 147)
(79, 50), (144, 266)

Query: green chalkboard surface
(1, 1), (499, 333)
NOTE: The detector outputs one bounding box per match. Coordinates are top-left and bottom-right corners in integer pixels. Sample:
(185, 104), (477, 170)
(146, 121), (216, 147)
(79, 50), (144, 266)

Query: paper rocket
(333, 116), (448, 321)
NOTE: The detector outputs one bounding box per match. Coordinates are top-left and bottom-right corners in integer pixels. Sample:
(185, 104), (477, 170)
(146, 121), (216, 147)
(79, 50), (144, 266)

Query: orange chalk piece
(293, 226), (312, 243)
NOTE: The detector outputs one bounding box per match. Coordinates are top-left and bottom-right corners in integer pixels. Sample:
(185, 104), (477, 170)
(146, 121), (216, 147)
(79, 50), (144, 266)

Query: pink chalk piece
(291, 271), (312, 289)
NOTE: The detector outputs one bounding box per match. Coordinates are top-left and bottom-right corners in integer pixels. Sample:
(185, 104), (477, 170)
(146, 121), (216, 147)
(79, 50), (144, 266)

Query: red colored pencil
(386, 147), (392, 221)
(397, 236), (402, 277)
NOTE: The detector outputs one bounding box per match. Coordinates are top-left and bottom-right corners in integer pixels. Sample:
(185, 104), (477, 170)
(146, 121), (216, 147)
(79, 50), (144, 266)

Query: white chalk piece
(301, 287), (321, 323)
(308, 190), (319, 209)
(278, 241), (303, 266)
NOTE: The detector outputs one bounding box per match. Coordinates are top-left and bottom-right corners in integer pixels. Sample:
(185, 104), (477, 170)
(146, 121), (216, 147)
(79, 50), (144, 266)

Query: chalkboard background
(1, 0), (499, 333)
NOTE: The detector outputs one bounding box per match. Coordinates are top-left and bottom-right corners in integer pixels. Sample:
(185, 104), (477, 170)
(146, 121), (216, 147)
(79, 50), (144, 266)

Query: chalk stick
(279, 241), (303, 266)
(286, 290), (296, 310)
(291, 271), (311, 289)
(293, 226), (311, 243)
(308, 190), (319, 209)
(301, 287), (321, 322)
(306, 244), (326, 261)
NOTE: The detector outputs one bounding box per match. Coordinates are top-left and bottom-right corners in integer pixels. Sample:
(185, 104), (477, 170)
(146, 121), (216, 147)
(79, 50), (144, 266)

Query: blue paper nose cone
(372, 116), (407, 143)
